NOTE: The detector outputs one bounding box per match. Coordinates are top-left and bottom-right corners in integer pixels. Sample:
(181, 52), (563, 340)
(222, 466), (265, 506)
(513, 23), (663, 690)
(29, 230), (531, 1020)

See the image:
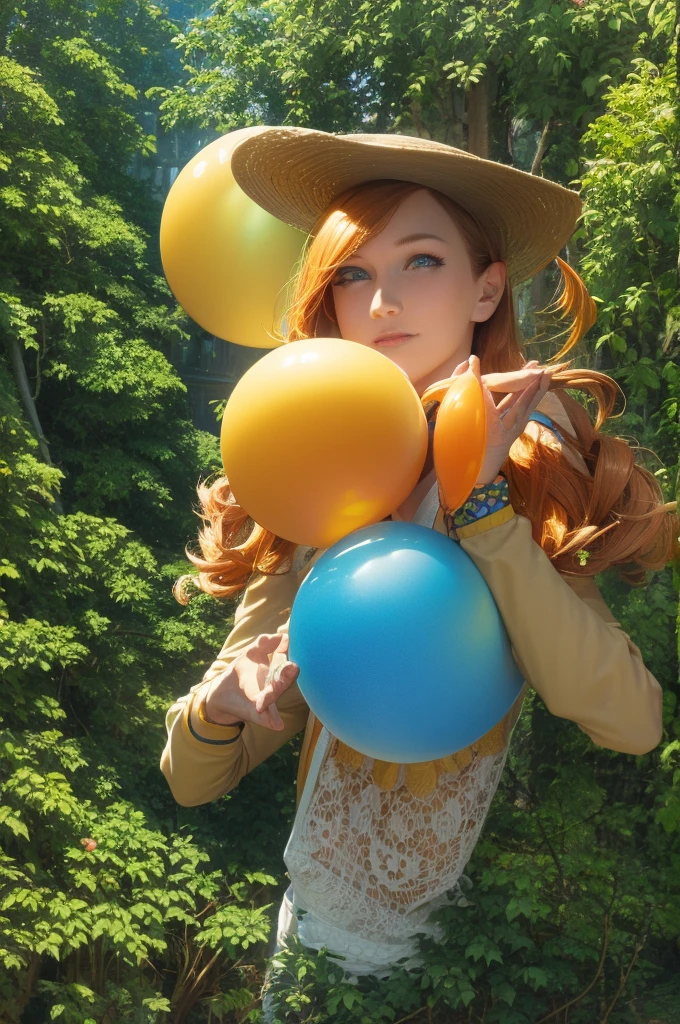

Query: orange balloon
(160, 128), (305, 347)
(431, 371), (486, 511)
(221, 339), (428, 547)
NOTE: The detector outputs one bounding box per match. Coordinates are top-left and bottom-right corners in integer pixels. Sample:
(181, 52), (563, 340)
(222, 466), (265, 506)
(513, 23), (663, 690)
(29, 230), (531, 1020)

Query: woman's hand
(445, 355), (560, 487)
(203, 632), (300, 731)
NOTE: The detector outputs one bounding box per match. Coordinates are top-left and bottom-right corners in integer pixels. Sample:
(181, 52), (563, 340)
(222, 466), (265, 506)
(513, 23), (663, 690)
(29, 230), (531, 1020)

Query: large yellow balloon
(160, 128), (306, 347)
(221, 339), (429, 548)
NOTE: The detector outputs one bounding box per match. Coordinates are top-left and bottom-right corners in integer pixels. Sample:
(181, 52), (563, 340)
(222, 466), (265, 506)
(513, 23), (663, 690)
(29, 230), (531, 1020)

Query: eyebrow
(395, 233), (448, 246)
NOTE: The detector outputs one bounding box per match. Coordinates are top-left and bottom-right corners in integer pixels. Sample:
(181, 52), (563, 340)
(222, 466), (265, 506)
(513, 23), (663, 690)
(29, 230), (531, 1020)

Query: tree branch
(5, 330), (64, 513)
(531, 120), (552, 175)
(601, 937), (646, 1023)
(536, 914), (610, 1023)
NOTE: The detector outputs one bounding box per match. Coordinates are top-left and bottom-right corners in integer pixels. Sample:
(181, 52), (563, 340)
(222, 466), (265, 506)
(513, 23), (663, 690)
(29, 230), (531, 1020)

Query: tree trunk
(526, 121), (557, 336)
(466, 78), (489, 157)
(7, 953), (43, 1022)
(5, 331), (64, 513)
(409, 101), (430, 139)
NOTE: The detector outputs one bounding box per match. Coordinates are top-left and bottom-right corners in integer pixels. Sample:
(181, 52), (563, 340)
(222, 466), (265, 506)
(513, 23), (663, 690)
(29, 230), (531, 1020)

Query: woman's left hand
(446, 355), (559, 487)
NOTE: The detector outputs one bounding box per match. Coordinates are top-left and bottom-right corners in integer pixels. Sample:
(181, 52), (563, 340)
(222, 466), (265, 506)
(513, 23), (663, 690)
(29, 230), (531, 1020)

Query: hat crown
(340, 133), (472, 158)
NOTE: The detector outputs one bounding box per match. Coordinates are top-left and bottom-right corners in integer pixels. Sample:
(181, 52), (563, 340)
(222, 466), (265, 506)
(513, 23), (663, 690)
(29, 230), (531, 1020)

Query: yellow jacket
(161, 501), (663, 808)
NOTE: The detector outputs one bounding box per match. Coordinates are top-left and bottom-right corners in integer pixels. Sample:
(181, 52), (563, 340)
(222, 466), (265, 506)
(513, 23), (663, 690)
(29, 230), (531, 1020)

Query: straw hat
(230, 127), (582, 284)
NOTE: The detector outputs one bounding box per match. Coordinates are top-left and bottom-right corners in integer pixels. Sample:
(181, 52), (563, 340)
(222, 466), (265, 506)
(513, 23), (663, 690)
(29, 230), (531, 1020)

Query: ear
(472, 262), (507, 323)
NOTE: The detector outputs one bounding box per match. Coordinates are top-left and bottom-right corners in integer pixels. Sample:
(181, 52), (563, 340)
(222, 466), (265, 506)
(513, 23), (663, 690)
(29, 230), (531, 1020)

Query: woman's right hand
(203, 633), (300, 731)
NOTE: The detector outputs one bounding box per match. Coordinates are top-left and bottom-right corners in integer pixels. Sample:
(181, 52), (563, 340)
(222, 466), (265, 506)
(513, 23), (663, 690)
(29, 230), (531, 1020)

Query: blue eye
(409, 253), (445, 269)
(333, 266), (370, 286)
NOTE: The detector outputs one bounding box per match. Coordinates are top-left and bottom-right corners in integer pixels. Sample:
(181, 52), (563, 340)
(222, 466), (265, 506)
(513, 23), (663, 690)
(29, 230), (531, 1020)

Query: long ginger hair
(176, 180), (676, 603)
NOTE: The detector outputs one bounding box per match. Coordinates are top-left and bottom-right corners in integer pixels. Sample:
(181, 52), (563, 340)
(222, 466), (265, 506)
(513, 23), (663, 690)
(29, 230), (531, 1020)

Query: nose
(370, 286), (402, 319)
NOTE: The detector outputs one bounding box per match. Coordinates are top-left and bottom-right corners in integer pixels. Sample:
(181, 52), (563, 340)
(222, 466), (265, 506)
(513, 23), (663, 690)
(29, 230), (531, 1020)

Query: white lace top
(277, 485), (516, 976)
(283, 729), (507, 975)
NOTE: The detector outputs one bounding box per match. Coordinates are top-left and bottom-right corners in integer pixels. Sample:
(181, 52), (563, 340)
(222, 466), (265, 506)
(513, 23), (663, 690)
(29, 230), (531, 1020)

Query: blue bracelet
(446, 474), (511, 531)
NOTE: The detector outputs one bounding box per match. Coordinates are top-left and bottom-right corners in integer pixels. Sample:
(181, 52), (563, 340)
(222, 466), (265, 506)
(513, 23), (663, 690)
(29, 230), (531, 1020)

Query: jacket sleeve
(458, 510), (663, 755)
(160, 569), (309, 807)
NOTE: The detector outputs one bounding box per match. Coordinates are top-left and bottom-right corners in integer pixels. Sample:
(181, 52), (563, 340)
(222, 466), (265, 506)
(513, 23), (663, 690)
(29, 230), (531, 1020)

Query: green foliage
(579, 35), (679, 717)
(579, 55), (679, 462)
(1, 791), (276, 1019)
(157, 0), (664, 173)
(0, 1), (290, 1020)
(0, 31), (217, 541)
(577, 45), (680, 902)
(0, 353), (280, 1019)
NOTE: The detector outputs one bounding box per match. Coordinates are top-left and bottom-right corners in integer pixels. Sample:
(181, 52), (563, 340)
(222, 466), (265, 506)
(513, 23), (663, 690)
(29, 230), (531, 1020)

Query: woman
(160, 130), (676, 996)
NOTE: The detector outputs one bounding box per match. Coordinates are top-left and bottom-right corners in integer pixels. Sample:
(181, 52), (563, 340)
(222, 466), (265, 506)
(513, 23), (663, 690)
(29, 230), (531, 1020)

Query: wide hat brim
(230, 128), (582, 285)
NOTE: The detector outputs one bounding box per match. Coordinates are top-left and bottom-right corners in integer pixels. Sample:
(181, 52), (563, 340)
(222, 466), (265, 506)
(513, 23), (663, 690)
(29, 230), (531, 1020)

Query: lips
(373, 332), (415, 347)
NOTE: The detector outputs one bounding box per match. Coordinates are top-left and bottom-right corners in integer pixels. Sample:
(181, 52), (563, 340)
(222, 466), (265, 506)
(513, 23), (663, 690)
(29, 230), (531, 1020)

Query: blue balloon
(289, 521), (523, 763)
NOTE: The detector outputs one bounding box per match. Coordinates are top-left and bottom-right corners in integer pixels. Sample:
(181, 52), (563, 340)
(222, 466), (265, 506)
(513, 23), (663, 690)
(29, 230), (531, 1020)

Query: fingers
(254, 659), (300, 715)
(518, 371), (551, 419)
(513, 374), (545, 421)
(421, 361), (470, 404)
(245, 633), (287, 664)
(207, 634), (300, 732)
(275, 631), (290, 656)
(497, 372), (550, 434)
(482, 361), (567, 394)
(495, 374), (543, 416)
(483, 367), (546, 393)
(265, 703), (284, 730)
(495, 389), (522, 415)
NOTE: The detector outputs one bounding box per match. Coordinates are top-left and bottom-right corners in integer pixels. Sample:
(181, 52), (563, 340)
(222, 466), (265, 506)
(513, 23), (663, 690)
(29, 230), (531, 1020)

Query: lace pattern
(285, 732), (508, 948)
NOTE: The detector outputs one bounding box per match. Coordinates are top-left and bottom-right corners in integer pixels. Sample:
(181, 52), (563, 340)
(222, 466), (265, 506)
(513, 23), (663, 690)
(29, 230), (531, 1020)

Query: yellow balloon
(221, 339), (429, 548)
(160, 128), (306, 347)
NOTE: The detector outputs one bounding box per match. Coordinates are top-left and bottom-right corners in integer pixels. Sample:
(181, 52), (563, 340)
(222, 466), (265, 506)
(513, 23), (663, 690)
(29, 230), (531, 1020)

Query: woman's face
(330, 190), (506, 395)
